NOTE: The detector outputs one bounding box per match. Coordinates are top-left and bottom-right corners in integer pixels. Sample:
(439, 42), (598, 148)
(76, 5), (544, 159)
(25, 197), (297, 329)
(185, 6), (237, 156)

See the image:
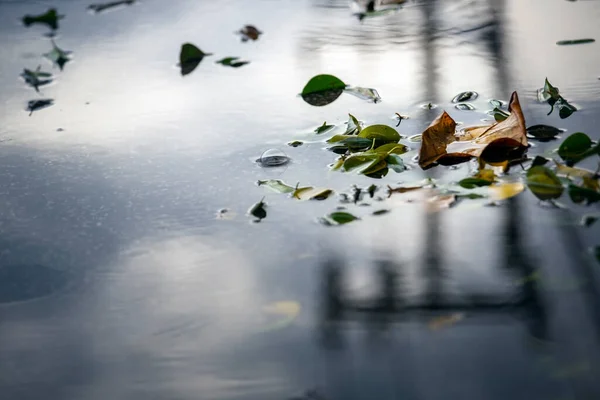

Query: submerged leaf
(22, 8), (62, 30)
(179, 43), (212, 76)
(44, 41), (71, 70)
(358, 124), (400, 146)
(257, 179), (295, 193)
(526, 166), (564, 200)
(315, 121), (334, 134)
(88, 0), (135, 13)
(216, 57), (250, 68)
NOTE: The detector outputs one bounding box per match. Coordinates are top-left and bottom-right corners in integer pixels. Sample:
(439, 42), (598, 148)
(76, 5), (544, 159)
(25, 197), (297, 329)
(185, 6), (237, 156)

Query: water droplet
(489, 99), (506, 108)
(257, 149), (290, 167)
(452, 91), (478, 103)
(455, 103), (476, 111)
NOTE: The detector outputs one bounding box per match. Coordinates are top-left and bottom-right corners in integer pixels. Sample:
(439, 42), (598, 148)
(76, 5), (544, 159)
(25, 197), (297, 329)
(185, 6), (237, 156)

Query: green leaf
(556, 38), (595, 45)
(385, 154), (406, 173)
(326, 212), (359, 225)
(292, 187), (334, 201)
(526, 166), (564, 200)
(27, 99), (54, 116)
(527, 124), (561, 140)
(257, 179), (295, 194)
(20, 66), (53, 92)
(22, 8), (62, 30)
(358, 124), (400, 146)
(457, 193), (487, 200)
(44, 41), (71, 70)
(558, 99), (577, 119)
(493, 107), (510, 122)
(88, 0), (136, 13)
(342, 153), (383, 174)
(216, 57), (250, 68)
(369, 142), (408, 155)
(179, 43), (212, 76)
(326, 135), (372, 150)
(458, 178), (493, 189)
(345, 113), (361, 135)
(542, 78), (560, 101)
(531, 156), (550, 167)
(301, 74), (346, 96)
(315, 122), (334, 134)
(287, 140), (303, 147)
(558, 132), (598, 164)
(248, 198), (267, 221)
(372, 209), (390, 216)
(581, 213), (600, 227)
(569, 184), (600, 204)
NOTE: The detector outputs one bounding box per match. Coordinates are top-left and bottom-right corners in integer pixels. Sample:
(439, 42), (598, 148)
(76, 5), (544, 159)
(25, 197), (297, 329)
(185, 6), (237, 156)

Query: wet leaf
(580, 213), (600, 227)
(489, 181), (525, 201)
(452, 91), (478, 103)
(20, 66), (52, 92)
(369, 142), (408, 155)
(238, 25), (262, 42)
(372, 209), (390, 216)
(554, 161), (596, 179)
(315, 121), (334, 134)
(325, 212), (359, 225)
(558, 100), (577, 119)
(301, 74), (346, 96)
(44, 41), (71, 70)
(418, 111), (457, 168)
(88, 0), (135, 13)
(539, 78), (577, 118)
(358, 124), (401, 146)
(22, 8), (62, 30)
(179, 43), (211, 76)
(556, 38), (595, 45)
(427, 193), (456, 209)
(429, 313), (464, 330)
(386, 154), (406, 173)
(455, 103), (475, 111)
(344, 86), (381, 103)
(527, 124), (561, 140)
(343, 153), (384, 174)
(540, 78), (560, 102)
(248, 198), (267, 221)
(558, 132), (599, 164)
(293, 187), (334, 201)
(387, 185), (422, 197)
(27, 99), (54, 116)
(345, 113), (362, 135)
(261, 301), (300, 331)
(367, 184), (378, 198)
(492, 107), (510, 122)
(526, 166), (564, 200)
(257, 179), (295, 194)
(459, 178), (493, 189)
(216, 57), (250, 68)
(327, 135), (372, 150)
(288, 140), (303, 147)
(568, 184), (600, 204)
(531, 156), (550, 167)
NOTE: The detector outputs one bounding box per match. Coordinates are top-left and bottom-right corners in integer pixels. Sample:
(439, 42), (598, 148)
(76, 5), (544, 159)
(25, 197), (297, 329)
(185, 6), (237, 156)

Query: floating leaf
(315, 121), (334, 134)
(492, 107), (510, 122)
(369, 142), (408, 155)
(387, 185), (422, 197)
(248, 198), (267, 221)
(367, 184), (378, 198)
(257, 179), (295, 193)
(558, 100), (577, 119)
(526, 166), (564, 200)
(327, 135), (372, 150)
(325, 212), (359, 225)
(558, 132), (599, 164)
(344, 86), (381, 103)
(489, 181), (525, 201)
(288, 140), (303, 147)
(455, 103), (475, 111)
(581, 213), (600, 227)
(345, 113), (362, 135)
(527, 124), (561, 140)
(88, 0), (135, 13)
(531, 156), (550, 167)
(261, 301), (300, 331)
(301, 74), (346, 96)
(26, 99), (54, 116)
(20, 66), (52, 92)
(216, 57), (250, 68)
(238, 25), (262, 42)
(385, 154), (406, 172)
(556, 38), (595, 45)
(372, 209), (390, 216)
(539, 78), (577, 119)
(568, 184), (600, 204)
(554, 161), (596, 179)
(452, 91), (478, 103)
(293, 187), (334, 201)
(179, 43), (212, 76)
(459, 178), (493, 189)
(358, 124), (400, 147)
(22, 8), (62, 30)
(44, 41), (71, 70)
(418, 111), (457, 168)
(429, 313), (464, 330)
(343, 153), (384, 174)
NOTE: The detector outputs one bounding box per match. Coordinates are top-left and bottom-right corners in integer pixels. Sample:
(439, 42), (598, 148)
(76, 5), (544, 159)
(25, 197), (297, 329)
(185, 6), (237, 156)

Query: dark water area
(1, 0), (600, 399)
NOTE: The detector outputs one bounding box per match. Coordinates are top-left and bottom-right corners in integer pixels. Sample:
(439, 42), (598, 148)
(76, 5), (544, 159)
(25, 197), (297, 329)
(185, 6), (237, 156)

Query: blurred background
(1, 0), (600, 399)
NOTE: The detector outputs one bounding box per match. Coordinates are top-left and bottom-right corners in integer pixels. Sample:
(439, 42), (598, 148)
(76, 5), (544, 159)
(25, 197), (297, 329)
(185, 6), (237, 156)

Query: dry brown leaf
(418, 111), (456, 168)
(472, 91), (527, 147)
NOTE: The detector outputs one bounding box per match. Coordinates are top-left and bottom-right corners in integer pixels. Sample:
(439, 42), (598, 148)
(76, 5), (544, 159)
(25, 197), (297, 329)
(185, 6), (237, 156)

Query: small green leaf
(257, 179), (295, 193)
(457, 193), (487, 200)
(20, 66), (53, 92)
(543, 78), (560, 101)
(345, 113), (361, 135)
(558, 132), (598, 164)
(88, 0), (136, 13)
(248, 198), (267, 221)
(556, 38), (595, 45)
(367, 184), (378, 198)
(527, 166), (564, 200)
(492, 107), (509, 122)
(44, 41), (71, 70)
(386, 154), (406, 173)
(315, 122), (334, 134)
(326, 135), (372, 150)
(342, 153), (383, 174)
(531, 156), (550, 167)
(458, 178), (493, 189)
(287, 140), (303, 147)
(558, 99), (577, 119)
(372, 209), (390, 216)
(569, 184), (600, 204)
(358, 124), (400, 146)
(293, 187), (333, 201)
(301, 74), (346, 96)
(22, 8), (62, 30)
(369, 142), (408, 155)
(179, 43), (212, 76)
(216, 57), (250, 68)
(327, 212), (359, 225)
(527, 124), (561, 140)
(27, 99), (54, 116)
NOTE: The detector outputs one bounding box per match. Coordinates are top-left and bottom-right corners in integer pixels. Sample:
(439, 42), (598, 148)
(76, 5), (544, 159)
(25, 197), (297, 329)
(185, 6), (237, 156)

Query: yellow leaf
(489, 181), (525, 201)
(554, 161), (596, 179)
(293, 187), (333, 200)
(261, 301), (301, 332)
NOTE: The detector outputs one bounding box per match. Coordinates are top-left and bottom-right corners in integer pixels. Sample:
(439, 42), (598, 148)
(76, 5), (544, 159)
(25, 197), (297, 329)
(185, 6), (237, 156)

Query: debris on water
(315, 121), (334, 134)
(215, 57), (250, 68)
(216, 208), (236, 220)
(526, 124), (562, 141)
(257, 148), (290, 167)
(248, 198), (267, 222)
(372, 209), (390, 215)
(88, 0), (136, 13)
(237, 25), (262, 42)
(367, 184), (378, 198)
(556, 38), (595, 46)
(20, 66), (53, 92)
(179, 43), (212, 76)
(287, 140), (303, 147)
(395, 112), (409, 127)
(27, 99), (54, 115)
(344, 86), (381, 103)
(455, 103), (476, 111)
(22, 8), (62, 30)
(56, 128), (64, 132)
(489, 99), (507, 108)
(452, 91), (478, 103)
(44, 40), (72, 70)
(408, 134), (422, 142)
(421, 102), (437, 110)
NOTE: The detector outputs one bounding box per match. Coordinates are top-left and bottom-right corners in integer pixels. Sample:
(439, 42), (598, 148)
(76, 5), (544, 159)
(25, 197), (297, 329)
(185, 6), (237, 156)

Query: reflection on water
(1, 0), (600, 398)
